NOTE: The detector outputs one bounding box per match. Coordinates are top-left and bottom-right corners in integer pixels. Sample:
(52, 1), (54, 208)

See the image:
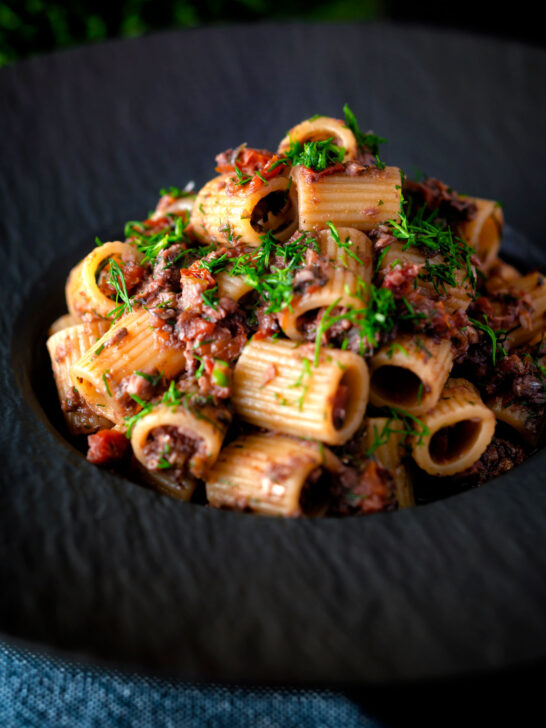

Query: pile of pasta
(47, 107), (546, 516)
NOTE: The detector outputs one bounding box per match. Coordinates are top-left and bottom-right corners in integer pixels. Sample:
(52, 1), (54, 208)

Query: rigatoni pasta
(66, 241), (144, 322)
(47, 320), (112, 435)
(458, 197), (503, 271)
(410, 379), (496, 476)
(46, 104), (546, 516)
(363, 417), (415, 509)
(292, 164), (402, 233)
(190, 173), (297, 247)
(231, 337), (369, 445)
(206, 433), (337, 516)
(369, 335), (453, 415)
(70, 310), (186, 424)
(278, 226), (373, 340)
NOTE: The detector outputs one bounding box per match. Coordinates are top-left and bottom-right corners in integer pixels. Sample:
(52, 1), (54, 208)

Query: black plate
(1, 22), (546, 686)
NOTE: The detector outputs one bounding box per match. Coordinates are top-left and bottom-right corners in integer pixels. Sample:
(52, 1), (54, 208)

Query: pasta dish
(46, 106), (546, 516)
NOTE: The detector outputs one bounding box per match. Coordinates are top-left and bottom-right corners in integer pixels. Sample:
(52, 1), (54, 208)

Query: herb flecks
(284, 137), (345, 172)
(343, 103), (387, 157)
(469, 315), (507, 366)
(313, 282), (398, 365)
(107, 259), (134, 321)
(389, 197), (477, 296)
(201, 285), (220, 310)
(366, 408), (430, 456)
(288, 356), (312, 410)
(124, 395), (155, 437)
(125, 212), (190, 265)
(326, 220), (364, 266)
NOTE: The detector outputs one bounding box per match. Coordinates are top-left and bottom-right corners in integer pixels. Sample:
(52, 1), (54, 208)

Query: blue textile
(0, 642), (382, 728)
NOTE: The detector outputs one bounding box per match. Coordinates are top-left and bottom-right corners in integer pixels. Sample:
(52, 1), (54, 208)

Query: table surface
(1, 21), (546, 691)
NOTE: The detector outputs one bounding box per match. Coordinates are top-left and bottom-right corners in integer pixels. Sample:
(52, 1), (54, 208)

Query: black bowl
(1, 22), (546, 685)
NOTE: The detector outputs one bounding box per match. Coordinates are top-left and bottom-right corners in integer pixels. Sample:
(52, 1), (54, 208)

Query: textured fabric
(0, 642), (382, 728)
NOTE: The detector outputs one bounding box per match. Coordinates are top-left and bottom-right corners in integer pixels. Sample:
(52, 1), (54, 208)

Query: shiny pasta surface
(47, 108), (546, 517)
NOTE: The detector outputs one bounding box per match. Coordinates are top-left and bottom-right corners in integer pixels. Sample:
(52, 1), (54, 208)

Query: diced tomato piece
(180, 265), (216, 288)
(216, 147), (275, 175)
(87, 429), (129, 465)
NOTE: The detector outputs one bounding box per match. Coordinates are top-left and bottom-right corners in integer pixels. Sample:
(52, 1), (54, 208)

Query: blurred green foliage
(0, 0), (382, 67)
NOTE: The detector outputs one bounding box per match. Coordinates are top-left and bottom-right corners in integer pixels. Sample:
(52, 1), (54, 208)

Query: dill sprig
(212, 230), (316, 314)
(106, 258), (134, 321)
(326, 221), (365, 266)
(124, 394), (155, 437)
(288, 356), (312, 410)
(157, 443), (173, 469)
(389, 199), (476, 295)
(468, 315), (507, 366)
(343, 103), (387, 156)
(201, 285), (220, 310)
(161, 380), (183, 409)
(284, 137), (345, 172)
(125, 213), (190, 265)
(366, 408), (430, 456)
(233, 167), (253, 186)
(313, 283), (398, 365)
(159, 183), (195, 198)
(134, 370), (163, 387)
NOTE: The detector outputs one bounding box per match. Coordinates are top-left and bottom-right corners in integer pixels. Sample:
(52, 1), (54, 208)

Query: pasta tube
(486, 396), (543, 447)
(411, 378), (495, 476)
(278, 227), (373, 340)
(47, 321), (112, 435)
(150, 193), (195, 220)
(364, 417), (414, 508)
(505, 272), (546, 349)
(130, 457), (197, 503)
(291, 164), (401, 233)
(278, 116), (358, 160)
(485, 258), (521, 294)
(66, 241), (144, 322)
(190, 173), (297, 246)
(206, 433), (337, 516)
(458, 198), (503, 271)
(378, 242), (475, 312)
(70, 309), (186, 424)
(232, 338), (369, 445)
(369, 335), (453, 416)
(131, 401), (228, 490)
(216, 269), (254, 302)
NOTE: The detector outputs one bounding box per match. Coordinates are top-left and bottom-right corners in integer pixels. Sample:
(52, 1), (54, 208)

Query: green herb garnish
(284, 137), (345, 172)
(106, 258), (134, 321)
(343, 103), (387, 156)
(469, 315), (507, 366)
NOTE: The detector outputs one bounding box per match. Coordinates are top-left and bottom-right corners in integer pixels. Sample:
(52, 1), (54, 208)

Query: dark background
(0, 0), (543, 67)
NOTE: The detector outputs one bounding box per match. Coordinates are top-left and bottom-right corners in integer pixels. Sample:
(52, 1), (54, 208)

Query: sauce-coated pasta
(47, 106), (546, 516)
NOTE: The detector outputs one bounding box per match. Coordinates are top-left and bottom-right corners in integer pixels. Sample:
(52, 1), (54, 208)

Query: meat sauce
(55, 111), (544, 517)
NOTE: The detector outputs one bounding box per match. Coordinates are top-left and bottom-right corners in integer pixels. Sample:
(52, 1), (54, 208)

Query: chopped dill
(469, 315), (507, 366)
(366, 407), (430, 456)
(288, 356), (312, 410)
(124, 395), (155, 437)
(389, 198), (476, 296)
(326, 220), (364, 265)
(159, 183), (195, 198)
(201, 285), (220, 310)
(284, 137), (345, 172)
(342, 103), (387, 157)
(106, 258), (134, 321)
(134, 370), (163, 387)
(125, 213), (190, 265)
(313, 283), (398, 365)
(102, 371), (112, 397)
